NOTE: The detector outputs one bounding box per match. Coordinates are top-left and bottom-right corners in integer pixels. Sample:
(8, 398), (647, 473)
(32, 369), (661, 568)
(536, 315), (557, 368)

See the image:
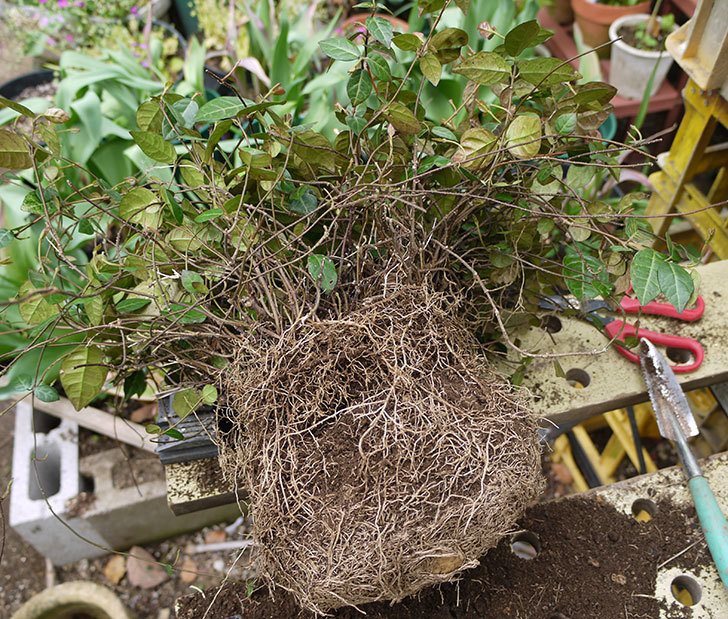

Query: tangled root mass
(220, 287), (544, 614)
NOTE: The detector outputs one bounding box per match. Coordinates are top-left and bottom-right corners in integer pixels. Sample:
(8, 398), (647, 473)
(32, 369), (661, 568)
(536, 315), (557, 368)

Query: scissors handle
(620, 287), (705, 322)
(604, 320), (704, 373)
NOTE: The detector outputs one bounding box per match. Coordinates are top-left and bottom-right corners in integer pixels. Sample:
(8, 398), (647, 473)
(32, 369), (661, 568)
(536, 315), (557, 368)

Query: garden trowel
(639, 338), (728, 591)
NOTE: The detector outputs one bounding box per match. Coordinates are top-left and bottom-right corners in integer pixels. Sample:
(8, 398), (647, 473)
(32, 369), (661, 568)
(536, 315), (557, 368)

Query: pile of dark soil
(177, 494), (705, 618)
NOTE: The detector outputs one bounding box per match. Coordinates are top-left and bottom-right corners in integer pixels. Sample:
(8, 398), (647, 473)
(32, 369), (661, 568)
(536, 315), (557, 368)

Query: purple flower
(47, 36), (56, 46)
(139, 42), (147, 50)
(75, 0), (84, 5)
(65, 34), (74, 42)
(141, 60), (149, 68)
(39, 0), (48, 4)
(39, 15), (49, 26)
(57, 0), (69, 7)
(130, 4), (139, 17)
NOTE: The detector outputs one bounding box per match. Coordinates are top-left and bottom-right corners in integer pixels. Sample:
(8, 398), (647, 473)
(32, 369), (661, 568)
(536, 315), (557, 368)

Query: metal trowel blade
(639, 338), (698, 441)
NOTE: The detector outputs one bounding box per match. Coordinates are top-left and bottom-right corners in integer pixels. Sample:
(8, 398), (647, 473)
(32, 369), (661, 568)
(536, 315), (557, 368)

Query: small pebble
(213, 559), (225, 572)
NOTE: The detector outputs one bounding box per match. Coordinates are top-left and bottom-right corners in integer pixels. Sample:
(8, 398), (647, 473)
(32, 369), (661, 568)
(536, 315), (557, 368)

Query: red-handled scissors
(540, 290), (705, 373)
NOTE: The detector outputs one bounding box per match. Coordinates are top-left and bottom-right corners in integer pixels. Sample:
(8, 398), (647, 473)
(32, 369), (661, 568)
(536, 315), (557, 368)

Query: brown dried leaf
(127, 546), (169, 589)
(104, 554), (126, 585)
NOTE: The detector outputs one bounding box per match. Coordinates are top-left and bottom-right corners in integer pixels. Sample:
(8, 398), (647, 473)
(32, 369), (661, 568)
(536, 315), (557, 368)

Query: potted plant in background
(609, 11), (677, 99)
(571, 0), (650, 56)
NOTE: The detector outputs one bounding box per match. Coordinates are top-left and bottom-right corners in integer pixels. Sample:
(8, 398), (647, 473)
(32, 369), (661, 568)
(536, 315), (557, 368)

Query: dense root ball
(220, 287), (544, 614)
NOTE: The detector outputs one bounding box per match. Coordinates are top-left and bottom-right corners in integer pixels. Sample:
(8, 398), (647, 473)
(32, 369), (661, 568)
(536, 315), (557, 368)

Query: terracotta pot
(546, 0), (574, 25)
(571, 0), (651, 57)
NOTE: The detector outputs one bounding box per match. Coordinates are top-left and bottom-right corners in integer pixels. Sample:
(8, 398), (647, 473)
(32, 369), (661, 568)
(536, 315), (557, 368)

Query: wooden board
(513, 260), (728, 425)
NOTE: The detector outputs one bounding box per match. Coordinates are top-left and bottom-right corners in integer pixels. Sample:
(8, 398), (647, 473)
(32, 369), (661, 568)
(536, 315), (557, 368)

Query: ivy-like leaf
(120, 187), (160, 229)
(195, 97), (247, 122)
(563, 253), (609, 300)
(0, 228), (13, 249)
(194, 208), (224, 222)
(519, 57), (580, 86)
(504, 20), (541, 57)
(116, 298), (152, 312)
(0, 96), (34, 117)
(392, 33), (423, 52)
(506, 114), (542, 159)
(366, 16), (394, 47)
(136, 100), (162, 132)
(656, 260), (694, 314)
(289, 186), (318, 214)
(0, 129), (32, 170)
(555, 113), (577, 135)
(367, 53), (391, 81)
(203, 119), (233, 164)
(320, 38), (360, 61)
(129, 131), (176, 164)
(60, 345), (107, 410)
(383, 103), (421, 135)
(124, 370), (147, 400)
(347, 70), (373, 105)
(419, 52), (442, 86)
(307, 254), (338, 292)
(201, 384), (218, 405)
(17, 281), (58, 326)
(173, 388), (201, 419)
(181, 270), (209, 294)
(630, 248), (663, 306)
(452, 52), (511, 85)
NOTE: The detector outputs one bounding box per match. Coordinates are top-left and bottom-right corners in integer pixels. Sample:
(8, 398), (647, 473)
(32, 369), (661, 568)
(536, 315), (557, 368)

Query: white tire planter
(11, 581), (134, 619)
(609, 14), (676, 100)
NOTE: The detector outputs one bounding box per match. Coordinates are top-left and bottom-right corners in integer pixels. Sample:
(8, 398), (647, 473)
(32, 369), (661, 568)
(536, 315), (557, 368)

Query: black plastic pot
(172, 0), (199, 38)
(0, 69), (55, 100)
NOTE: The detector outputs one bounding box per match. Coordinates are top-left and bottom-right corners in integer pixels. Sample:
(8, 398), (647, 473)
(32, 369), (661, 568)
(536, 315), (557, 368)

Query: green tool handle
(689, 476), (728, 590)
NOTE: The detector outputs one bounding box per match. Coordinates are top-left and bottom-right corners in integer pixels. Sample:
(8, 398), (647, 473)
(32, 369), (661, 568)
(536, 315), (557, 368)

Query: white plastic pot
(609, 14), (676, 100)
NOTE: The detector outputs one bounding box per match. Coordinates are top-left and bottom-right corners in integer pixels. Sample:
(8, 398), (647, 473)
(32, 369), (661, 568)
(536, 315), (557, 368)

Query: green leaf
(84, 294), (104, 327)
(419, 52), (442, 86)
(307, 254), (338, 292)
(201, 384), (218, 405)
(454, 0), (470, 12)
(0, 96), (34, 117)
(129, 131), (176, 164)
(163, 188), (184, 224)
(146, 424), (161, 434)
(124, 370), (147, 400)
(194, 208), (224, 223)
(452, 52), (511, 85)
(38, 124), (60, 156)
(630, 248), (663, 306)
(506, 113), (542, 159)
(195, 97), (247, 122)
(173, 388), (201, 419)
(555, 113), (577, 135)
(0, 228), (13, 249)
(35, 385), (59, 402)
(320, 38), (360, 61)
(17, 281), (58, 326)
(563, 253), (608, 300)
(432, 126), (457, 141)
(116, 298), (152, 312)
(429, 27), (468, 63)
(656, 260), (694, 314)
(346, 116), (367, 135)
(519, 58), (580, 86)
(181, 270), (209, 294)
(136, 100), (162, 132)
(347, 70), (373, 105)
(392, 33), (423, 52)
(565, 164), (595, 190)
(164, 428), (185, 440)
(0, 129), (32, 170)
(366, 16), (394, 47)
(61, 345), (107, 410)
(204, 119), (233, 164)
(505, 20), (541, 57)
(289, 186), (318, 214)
(417, 0), (445, 15)
(367, 53), (391, 81)
(453, 127), (496, 171)
(167, 303), (207, 324)
(120, 187), (160, 229)
(383, 103), (421, 135)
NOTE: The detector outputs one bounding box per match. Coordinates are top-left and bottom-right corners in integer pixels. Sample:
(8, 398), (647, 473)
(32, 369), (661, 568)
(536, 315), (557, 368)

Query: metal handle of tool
(604, 321), (704, 373)
(688, 476), (728, 591)
(620, 289), (705, 322)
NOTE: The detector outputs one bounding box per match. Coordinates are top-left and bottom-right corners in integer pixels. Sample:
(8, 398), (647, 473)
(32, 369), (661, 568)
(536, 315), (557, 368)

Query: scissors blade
(639, 338), (698, 441)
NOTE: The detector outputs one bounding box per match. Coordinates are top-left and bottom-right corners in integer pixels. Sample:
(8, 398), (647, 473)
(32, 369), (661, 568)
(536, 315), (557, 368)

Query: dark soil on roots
(176, 494), (704, 618)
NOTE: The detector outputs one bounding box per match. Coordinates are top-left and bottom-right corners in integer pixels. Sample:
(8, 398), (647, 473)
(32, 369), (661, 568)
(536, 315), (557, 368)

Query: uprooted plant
(0, 0), (698, 611)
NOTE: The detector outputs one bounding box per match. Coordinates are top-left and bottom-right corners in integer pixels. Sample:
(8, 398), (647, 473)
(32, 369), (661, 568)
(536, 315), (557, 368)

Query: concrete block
(10, 400), (241, 565)
(10, 399), (108, 565)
